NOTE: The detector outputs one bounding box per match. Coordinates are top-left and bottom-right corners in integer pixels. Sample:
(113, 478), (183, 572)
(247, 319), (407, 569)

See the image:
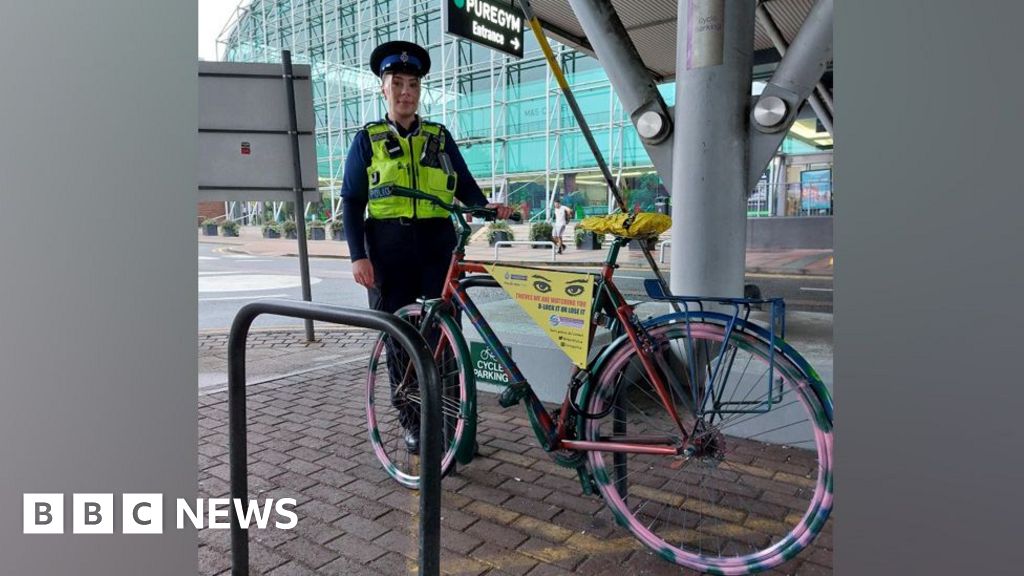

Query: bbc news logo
(23, 494), (298, 534)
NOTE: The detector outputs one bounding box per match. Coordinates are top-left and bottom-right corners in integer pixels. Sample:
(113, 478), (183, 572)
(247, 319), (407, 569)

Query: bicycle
(365, 186), (833, 574)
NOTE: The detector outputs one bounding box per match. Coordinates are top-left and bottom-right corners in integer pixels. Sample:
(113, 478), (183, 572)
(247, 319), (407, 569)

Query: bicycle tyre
(366, 305), (473, 489)
(582, 321), (833, 574)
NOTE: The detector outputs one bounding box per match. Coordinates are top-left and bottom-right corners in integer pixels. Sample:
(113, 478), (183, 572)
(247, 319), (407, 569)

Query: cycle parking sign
(470, 342), (512, 387)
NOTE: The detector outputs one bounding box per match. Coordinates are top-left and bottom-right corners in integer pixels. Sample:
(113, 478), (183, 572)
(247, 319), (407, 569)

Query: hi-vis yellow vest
(366, 121), (457, 219)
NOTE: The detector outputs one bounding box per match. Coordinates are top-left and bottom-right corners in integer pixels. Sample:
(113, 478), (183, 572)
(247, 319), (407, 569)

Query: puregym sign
(444, 0), (525, 59)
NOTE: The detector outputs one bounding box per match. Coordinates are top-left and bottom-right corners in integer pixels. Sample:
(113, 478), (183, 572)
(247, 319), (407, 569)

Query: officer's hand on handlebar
(485, 203), (515, 220)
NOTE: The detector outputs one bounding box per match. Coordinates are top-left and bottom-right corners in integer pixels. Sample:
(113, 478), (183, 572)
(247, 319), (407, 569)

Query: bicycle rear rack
(642, 279), (786, 415)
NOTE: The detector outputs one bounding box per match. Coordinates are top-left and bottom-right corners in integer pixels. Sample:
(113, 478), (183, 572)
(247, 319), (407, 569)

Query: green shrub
(575, 227), (603, 248)
(281, 220), (297, 238)
(306, 219), (326, 239)
(529, 222), (553, 242)
(219, 220), (239, 237)
(329, 220), (345, 240)
(487, 221), (514, 244)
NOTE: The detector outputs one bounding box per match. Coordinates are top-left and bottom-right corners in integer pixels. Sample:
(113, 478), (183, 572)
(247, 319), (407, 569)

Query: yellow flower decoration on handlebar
(578, 212), (672, 239)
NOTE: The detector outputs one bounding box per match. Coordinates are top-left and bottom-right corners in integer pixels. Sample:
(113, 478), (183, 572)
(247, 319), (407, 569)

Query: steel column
(755, 2), (833, 135)
(748, 0), (833, 190)
(671, 0), (756, 299)
(567, 0), (675, 194)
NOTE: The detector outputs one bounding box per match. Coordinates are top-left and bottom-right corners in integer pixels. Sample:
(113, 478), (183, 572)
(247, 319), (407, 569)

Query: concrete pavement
(198, 225), (833, 277)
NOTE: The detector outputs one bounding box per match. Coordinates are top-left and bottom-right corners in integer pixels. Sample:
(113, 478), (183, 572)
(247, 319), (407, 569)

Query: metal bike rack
(227, 300), (442, 576)
(658, 240), (672, 264)
(493, 240), (557, 261)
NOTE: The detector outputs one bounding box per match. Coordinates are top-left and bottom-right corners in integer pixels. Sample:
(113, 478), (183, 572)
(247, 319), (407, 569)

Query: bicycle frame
(370, 187), (832, 572)
(375, 185), (744, 459)
(420, 213), (693, 459)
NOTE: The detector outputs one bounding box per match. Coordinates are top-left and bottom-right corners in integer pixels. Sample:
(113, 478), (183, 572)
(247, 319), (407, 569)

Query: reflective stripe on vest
(366, 121), (457, 219)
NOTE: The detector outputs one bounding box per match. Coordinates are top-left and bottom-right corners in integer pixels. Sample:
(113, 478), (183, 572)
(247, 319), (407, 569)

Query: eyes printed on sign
(564, 279), (587, 297)
(531, 274), (552, 293)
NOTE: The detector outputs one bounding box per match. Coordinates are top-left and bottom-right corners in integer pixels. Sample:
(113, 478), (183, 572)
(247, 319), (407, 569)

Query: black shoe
(404, 428), (420, 454)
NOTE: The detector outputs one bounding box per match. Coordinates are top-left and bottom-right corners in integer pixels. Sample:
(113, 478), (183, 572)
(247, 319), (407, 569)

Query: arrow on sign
(510, 37), (520, 51)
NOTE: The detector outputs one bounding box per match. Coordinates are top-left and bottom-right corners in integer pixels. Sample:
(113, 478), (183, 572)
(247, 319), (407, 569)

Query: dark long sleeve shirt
(341, 116), (489, 261)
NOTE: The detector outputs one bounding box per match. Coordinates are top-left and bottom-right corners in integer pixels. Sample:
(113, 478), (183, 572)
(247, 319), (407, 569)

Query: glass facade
(220, 0), (832, 218)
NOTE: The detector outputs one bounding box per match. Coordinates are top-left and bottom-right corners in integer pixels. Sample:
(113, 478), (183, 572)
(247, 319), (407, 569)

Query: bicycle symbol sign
(470, 341), (511, 387)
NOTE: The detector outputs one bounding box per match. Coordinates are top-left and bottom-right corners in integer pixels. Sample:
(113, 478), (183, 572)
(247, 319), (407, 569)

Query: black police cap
(369, 41), (431, 78)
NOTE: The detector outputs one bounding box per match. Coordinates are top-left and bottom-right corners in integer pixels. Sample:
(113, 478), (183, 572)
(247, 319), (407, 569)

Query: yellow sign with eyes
(485, 264), (595, 368)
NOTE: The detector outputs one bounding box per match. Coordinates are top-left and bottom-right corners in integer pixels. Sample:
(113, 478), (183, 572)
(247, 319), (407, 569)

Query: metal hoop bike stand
(227, 300), (442, 576)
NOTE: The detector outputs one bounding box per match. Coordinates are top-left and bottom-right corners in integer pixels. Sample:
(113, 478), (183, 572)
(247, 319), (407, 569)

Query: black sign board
(443, 0), (525, 59)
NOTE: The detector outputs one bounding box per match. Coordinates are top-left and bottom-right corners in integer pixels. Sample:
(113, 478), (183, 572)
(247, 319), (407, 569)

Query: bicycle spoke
(367, 308), (470, 489)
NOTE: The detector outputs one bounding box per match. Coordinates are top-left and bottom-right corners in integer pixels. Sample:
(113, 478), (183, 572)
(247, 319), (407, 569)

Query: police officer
(341, 40), (512, 451)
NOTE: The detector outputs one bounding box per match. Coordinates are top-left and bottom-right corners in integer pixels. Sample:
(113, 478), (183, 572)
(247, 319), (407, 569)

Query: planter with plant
(575, 228), (602, 250)
(281, 219), (298, 240)
(262, 222), (281, 239)
(219, 219), (239, 237)
(329, 220), (345, 241)
(306, 220), (326, 240)
(529, 222), (553, 249)
(487, 221), (514, 246)
(201, 219), (219, 236)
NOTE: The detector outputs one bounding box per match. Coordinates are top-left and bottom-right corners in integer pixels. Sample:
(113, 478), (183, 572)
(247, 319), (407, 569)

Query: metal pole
(566, 0), (675, 191)
(545, 59), (551, 213)
(490, 51), (497, 202)
(282, 50), (315, 342)
(775, 155), (788, 216)
(228, 300), (442, 576)
(671, 0), (755, 299)
(518, 0), (678, 309)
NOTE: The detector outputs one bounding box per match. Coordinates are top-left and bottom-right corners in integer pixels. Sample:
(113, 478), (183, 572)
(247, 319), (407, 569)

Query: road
(198, 243), (366, 330)
(744, 273), (833, 313)
(198, 244), (832, 330)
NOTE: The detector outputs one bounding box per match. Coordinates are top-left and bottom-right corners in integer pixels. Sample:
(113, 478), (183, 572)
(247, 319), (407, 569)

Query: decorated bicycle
(365, 186), (833, 574)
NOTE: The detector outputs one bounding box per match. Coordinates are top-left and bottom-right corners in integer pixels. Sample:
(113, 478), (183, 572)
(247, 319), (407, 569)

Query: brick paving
(198, 330), (833, 575)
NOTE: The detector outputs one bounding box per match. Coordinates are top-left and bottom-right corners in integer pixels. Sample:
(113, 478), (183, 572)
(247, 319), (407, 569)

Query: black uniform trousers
(365, 217), (457, 433)
(365, 217), (457, 313)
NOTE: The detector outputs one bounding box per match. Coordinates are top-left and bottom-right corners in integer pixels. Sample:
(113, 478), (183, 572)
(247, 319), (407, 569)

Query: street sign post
(198, 61), (318, 204)
(198, 54), (319, 341)
(443, 0), (525, 59)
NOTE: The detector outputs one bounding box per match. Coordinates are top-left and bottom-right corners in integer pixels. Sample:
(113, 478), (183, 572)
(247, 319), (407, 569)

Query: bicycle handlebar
(376, 185), (522, 222)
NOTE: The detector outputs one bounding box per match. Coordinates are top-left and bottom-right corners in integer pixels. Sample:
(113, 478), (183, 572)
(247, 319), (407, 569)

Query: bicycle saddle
(577, 212), (671, 239)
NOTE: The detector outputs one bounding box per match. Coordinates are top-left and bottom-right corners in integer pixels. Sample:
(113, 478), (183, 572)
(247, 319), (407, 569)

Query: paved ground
(197, 329), (833, 576)
(199, 225), (833, 277)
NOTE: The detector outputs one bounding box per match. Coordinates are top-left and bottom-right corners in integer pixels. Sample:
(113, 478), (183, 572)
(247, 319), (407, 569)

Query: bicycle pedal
(498, 383), (527, 408)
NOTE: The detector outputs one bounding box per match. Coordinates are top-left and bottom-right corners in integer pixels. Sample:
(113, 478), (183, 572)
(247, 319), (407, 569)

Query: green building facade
(220, 0), (832, 218)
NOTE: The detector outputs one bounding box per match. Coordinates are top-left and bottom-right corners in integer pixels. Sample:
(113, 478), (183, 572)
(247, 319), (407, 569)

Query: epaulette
(365, 121), (391, 142)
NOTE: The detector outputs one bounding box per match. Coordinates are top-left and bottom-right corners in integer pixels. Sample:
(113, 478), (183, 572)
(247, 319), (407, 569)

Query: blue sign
(800, 169), (832, 212)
